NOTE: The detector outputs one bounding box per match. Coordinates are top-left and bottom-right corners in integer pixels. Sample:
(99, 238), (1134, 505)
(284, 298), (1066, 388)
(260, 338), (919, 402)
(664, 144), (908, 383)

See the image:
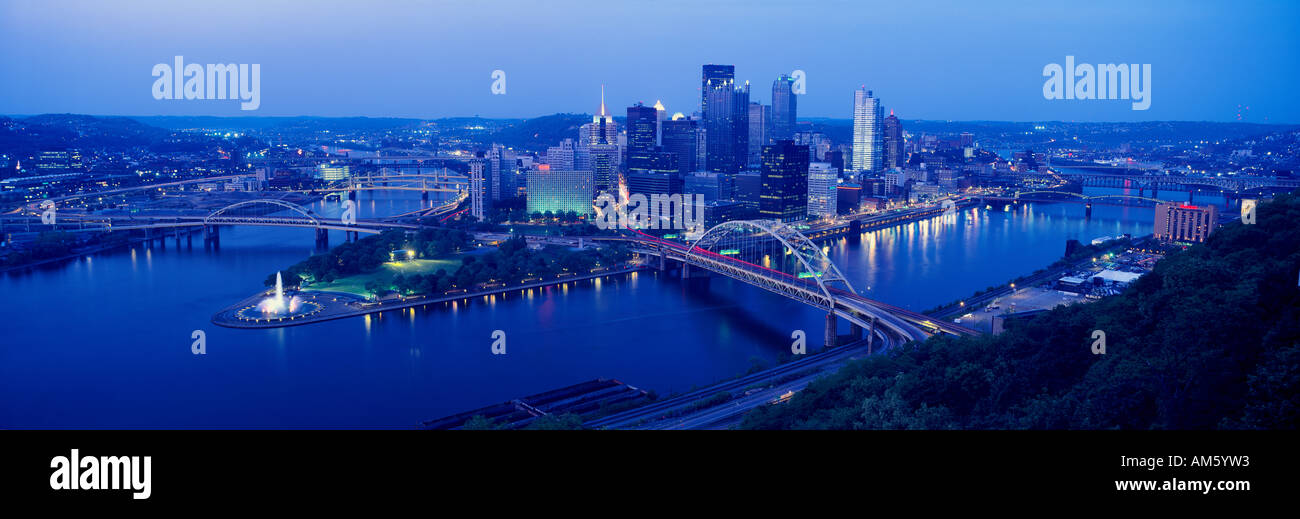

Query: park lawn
(303, 258), (461, 297)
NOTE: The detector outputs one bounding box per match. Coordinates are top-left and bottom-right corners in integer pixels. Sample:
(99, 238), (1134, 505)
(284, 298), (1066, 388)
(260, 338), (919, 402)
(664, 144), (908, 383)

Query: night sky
(1, 0), (1296, 122)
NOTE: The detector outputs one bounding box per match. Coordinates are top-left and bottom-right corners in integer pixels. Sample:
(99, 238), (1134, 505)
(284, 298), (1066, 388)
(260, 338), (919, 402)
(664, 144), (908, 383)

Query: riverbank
(0, 230), (181, 274)
(211, 264), (646, 329)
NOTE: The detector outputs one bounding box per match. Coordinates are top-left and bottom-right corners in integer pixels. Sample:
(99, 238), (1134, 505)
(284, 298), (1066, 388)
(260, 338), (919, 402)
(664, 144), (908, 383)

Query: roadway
(586, 330), (891, 430)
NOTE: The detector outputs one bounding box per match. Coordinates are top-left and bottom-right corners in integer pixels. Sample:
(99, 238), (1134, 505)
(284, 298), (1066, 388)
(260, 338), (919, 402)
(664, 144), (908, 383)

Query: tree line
(742, 192), (1300, 430)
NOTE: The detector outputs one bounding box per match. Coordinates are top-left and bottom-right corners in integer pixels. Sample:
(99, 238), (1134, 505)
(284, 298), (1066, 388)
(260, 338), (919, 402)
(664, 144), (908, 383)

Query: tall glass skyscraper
(701, 64), (736, 174)
(759, 140), (809, 223)
(731, 81), (750, 172)
(661, 116), (698, 175)
(883, 111), (904, 169)
(852, 88), (884, 173)
(626, 102), (658, 170)
(747, 102), (770, 168)
(771, 74), (798, 141)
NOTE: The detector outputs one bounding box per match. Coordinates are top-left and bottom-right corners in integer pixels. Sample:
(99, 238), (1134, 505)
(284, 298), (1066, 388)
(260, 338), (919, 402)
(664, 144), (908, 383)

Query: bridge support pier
(203, 225), (220, 248)
(1084, 203), (1092, 219)
(825, 313), (837, 349)
(315, 228), (330, 250)
(849, 319), (863, 342)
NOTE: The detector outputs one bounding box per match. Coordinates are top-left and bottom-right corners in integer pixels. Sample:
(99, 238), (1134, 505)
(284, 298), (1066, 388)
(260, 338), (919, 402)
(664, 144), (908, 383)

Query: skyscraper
(760, 140), (809, 223)
(587, 86), (618, 146)
(852, 88), (884, 173)
(701, 64), (736, 174)
(747, 102), (770, 168)
(469, 156), (490, 220)
(626, 102), (658, 171)
(661, 116), (698, 175)
(807, 162), (837, 219)
(653, 100), (667, 146)
(771, 74), (797, 141)
(731, 81), (750, 172)
(883, 111), (904, 169)
(589, 144), (620, 192)
(488, 144), (516, 200)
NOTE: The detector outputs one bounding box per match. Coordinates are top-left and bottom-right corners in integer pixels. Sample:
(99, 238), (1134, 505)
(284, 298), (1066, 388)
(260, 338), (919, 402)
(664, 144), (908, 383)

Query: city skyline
(1, 0), (1298, 123)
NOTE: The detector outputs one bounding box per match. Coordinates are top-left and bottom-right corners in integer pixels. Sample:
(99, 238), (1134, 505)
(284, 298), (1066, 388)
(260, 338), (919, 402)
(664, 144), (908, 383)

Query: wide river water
(2, 187), (1196, 428)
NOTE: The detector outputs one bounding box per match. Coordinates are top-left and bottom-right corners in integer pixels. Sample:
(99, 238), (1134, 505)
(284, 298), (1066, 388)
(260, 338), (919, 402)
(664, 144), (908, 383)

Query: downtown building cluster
(466, 64), (984, 231)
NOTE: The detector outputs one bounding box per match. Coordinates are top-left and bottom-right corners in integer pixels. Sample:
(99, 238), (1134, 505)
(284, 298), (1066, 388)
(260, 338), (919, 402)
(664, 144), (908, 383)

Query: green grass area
(303, 258), (460, 297)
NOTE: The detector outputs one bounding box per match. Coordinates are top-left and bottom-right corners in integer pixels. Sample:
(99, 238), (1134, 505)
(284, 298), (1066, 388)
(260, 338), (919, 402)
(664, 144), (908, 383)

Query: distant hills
(2, 113), (1296, 157)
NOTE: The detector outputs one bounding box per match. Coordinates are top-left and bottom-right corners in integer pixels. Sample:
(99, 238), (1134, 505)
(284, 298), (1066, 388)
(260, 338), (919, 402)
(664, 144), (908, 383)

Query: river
(1, 189), (1167, 428)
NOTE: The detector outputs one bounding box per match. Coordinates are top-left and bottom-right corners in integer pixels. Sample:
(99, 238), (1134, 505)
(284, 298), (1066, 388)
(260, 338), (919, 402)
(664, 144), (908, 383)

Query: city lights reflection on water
(2, 191), (1158, 427)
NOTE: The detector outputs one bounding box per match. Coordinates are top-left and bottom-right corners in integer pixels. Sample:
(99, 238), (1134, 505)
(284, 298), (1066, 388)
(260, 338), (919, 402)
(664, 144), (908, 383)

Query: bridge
(296, 170), (471, 200)
(594, 220), (979, 346)
(1008, 170), (1300, 193)
(3, 199), (431, 251)
(981, 189), (1182, 217)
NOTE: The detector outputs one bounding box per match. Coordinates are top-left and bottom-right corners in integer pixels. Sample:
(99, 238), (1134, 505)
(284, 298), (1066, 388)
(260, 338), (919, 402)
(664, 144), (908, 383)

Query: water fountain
(235, 271), (322, 322)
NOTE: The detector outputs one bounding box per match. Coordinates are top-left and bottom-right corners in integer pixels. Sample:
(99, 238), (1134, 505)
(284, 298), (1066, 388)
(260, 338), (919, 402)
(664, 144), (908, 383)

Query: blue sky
(1, 0), (1297, 122)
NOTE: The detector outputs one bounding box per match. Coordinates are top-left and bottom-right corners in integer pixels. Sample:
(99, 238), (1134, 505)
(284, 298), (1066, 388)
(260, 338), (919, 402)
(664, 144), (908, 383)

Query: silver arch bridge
(594, 220), (978, 347)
